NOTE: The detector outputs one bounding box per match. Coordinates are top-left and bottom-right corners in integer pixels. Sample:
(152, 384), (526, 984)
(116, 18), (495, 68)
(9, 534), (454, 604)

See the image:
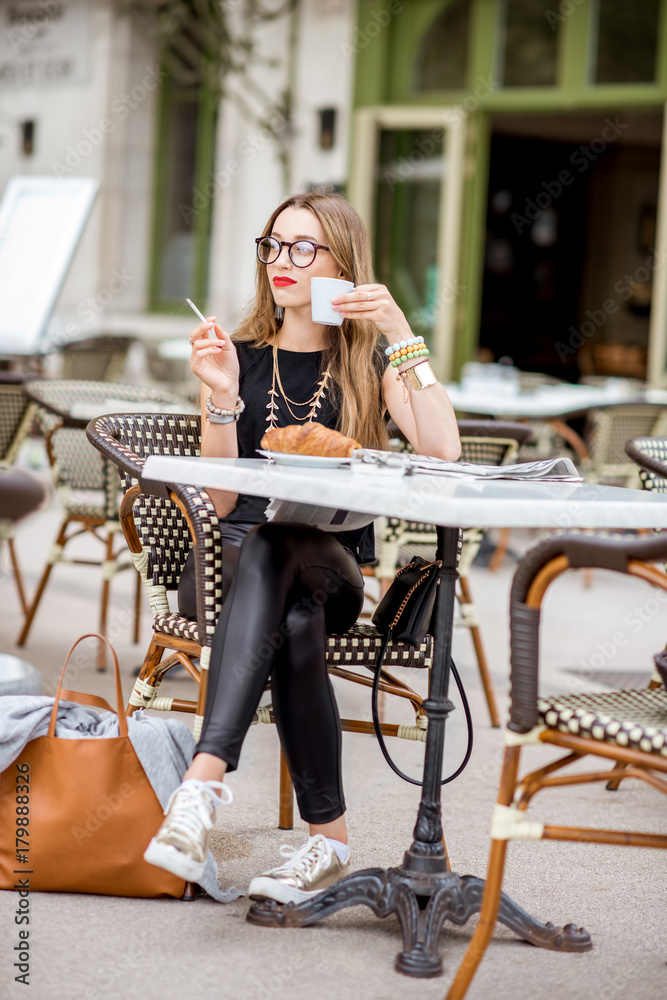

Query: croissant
(261, 422), (361, 457)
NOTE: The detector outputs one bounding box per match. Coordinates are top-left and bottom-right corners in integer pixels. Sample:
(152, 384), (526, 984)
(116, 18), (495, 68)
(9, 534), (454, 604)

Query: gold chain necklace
(266, 343), (331, 432)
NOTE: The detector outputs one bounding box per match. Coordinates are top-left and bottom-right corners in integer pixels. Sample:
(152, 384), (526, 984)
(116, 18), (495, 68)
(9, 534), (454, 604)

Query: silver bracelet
(207, 411), (239, 425)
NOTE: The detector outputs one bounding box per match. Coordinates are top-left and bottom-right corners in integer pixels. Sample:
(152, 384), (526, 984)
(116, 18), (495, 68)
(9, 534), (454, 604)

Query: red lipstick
(273, 277), (297, 286)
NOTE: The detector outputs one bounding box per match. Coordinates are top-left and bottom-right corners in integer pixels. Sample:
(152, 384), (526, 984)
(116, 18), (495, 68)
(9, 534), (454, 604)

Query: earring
(274, 304), (285, 324)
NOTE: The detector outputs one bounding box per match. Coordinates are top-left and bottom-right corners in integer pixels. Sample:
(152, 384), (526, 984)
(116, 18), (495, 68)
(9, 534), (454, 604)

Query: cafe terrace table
(443, 382), (667, 465)
(142, 454), (667, 977)
(442, 382), (667, 420)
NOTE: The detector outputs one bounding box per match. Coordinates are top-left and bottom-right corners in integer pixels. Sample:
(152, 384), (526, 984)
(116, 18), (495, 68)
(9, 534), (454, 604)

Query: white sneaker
(248, 835), (349, 904)
(144, 778), (232, 882)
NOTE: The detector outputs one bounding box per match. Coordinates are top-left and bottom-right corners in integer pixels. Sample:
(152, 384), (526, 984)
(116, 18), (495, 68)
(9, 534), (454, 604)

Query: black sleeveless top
(221, 341), (387, 564)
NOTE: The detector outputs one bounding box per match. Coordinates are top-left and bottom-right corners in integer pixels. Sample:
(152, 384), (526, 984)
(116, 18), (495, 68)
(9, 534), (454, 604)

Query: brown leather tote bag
(0, 635), (185, 898)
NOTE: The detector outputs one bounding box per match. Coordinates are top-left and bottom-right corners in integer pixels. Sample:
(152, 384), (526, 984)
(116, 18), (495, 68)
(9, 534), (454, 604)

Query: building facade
(2, 0), (667, 387)
(0, 0), (357, 353)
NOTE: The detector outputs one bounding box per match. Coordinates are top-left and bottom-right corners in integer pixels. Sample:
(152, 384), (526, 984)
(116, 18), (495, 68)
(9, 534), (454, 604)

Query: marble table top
(141, 455), (667, 530)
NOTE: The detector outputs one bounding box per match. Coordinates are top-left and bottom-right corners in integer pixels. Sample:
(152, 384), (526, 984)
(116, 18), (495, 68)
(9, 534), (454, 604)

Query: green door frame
(351, 0), (667, 380)
(149, 72), (218, 314)
(350, 105), (466, 380)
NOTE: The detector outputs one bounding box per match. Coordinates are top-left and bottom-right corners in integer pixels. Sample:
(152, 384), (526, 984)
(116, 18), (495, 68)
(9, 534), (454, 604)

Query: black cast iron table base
(246, 854), (592, 978)
(247, 528), (591, 977)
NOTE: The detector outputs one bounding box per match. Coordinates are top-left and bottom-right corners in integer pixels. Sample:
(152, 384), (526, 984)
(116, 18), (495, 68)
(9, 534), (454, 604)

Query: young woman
(144, 190), (460, 902)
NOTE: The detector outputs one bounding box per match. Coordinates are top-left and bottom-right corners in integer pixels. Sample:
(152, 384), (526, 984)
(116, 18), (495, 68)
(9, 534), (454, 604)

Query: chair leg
(488, 527), (511, 572)
(458, 575), (501, 728)
(133, 568), (142, 643)
(97, 533), (115, 671)
(446, 746), (521, 999)
(279, 750), (294, 830)
(17, 517), (69, 647)
(194, 646), (209, 740)
(126, 640), (165, 716)
(8, 536), (28, 616)
(605, 760), (628, 791)
(441, 833), (450, 870)
(446, 840), (510, 1000)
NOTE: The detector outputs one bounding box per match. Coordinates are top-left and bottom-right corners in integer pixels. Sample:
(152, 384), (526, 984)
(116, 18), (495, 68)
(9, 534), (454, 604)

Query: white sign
(0, 0), (90, 88)
(0, 175), (98, 354)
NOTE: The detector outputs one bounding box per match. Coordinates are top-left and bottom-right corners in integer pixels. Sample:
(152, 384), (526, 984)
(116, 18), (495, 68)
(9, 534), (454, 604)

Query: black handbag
(370, 554), (473, 785)
(372, 555), (442, 644)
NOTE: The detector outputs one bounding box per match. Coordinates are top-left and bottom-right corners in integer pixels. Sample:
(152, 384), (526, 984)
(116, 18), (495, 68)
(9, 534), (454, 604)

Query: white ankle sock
(325, 837), (350, 864)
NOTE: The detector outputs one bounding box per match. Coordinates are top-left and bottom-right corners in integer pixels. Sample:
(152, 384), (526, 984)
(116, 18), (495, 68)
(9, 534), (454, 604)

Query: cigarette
(186, 298), (209, 324)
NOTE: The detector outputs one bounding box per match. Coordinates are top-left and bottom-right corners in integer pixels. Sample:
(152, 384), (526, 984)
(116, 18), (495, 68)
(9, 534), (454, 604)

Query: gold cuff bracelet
(402, 360), (438, 391)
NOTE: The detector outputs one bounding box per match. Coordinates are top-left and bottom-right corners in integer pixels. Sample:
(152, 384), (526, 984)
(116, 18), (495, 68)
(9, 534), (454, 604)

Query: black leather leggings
(178, 522), (365, 824)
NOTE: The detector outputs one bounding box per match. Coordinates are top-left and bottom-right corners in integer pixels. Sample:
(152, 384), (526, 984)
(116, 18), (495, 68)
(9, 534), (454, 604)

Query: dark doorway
(479, 112), (662, 382)
(479, 132), (590, 380)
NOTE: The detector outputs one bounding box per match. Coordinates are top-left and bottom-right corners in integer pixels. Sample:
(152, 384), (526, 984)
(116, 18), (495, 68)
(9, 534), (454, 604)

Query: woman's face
(265, 206), (344, 313)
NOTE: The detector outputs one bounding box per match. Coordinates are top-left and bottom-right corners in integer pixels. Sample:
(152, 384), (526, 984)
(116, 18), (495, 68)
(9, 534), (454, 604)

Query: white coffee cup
(310, 277), (355, 326)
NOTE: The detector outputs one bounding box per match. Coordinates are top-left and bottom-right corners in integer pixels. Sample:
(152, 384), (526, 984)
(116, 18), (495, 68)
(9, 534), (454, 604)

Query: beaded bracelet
(384, 336), (430, 367)
(206, 394), (244, 416)
(206, 395), (245, 424)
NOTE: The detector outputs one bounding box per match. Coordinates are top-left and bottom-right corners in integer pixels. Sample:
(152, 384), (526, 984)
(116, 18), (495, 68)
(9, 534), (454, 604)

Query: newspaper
(350, 449), (582, 482)
(263, 450), (581, 531)
(264, 498), (376, 532)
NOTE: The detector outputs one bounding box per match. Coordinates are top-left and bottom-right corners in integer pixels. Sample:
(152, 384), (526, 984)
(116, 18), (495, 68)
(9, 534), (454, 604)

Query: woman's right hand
(189, 318), (240, 399)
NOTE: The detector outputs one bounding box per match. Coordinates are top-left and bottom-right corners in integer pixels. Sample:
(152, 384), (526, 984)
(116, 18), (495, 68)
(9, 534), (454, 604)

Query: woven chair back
(625, 437), (667, 494)
(89, 412), (202, 590)
(24, 379), (183, 422)
(459, 435), (519, 466)
(586, 405), (667, 483)
(49, 426), (106, 491)
(59, 337), (134, 383)
(25, 379), (188, 524)
(0, 378), (36, 464)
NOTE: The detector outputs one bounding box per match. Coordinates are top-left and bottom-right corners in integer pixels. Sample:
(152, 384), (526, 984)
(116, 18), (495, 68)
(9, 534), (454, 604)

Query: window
(414, 0), (471, 91)
(501, 0), (559, 88)
(374, 129), (445, 348)
(150, 78), (217, 311)
(140, 1), (222, 312)
(592, 0), (660, 85)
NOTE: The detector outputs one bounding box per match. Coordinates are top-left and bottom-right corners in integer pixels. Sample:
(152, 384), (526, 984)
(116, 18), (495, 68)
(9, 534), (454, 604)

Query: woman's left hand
(332, 284), (411, 344)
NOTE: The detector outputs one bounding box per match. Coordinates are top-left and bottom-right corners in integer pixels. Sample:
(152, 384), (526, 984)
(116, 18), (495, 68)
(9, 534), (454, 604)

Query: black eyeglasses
(255, 236), (331, 268)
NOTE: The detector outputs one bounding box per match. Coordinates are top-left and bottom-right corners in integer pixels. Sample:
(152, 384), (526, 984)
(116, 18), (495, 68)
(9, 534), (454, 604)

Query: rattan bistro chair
(625, 436), (667, 498)
(375, 421), (533, 728)
(0, 374), (40, 615)
(583, 404), (667, 487)
(624, 436), (667, 697)
(59, 336), (135, 383)
(17, 379), (187, 670)
(87, 412), (435, 830)
(0, 373), (38, 467)
(446, 531), (667, 1000)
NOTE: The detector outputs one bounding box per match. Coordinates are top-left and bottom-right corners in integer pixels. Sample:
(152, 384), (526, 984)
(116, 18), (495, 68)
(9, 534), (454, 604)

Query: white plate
(256, 449), (351, 468)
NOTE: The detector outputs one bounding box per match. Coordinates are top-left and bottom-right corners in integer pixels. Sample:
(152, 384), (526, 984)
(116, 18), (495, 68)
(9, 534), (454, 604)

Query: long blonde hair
(234, 191), (389, 450)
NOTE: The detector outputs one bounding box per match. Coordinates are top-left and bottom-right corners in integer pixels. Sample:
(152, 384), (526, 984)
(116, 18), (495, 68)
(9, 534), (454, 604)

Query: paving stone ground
(1, 461), (665, 1000)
